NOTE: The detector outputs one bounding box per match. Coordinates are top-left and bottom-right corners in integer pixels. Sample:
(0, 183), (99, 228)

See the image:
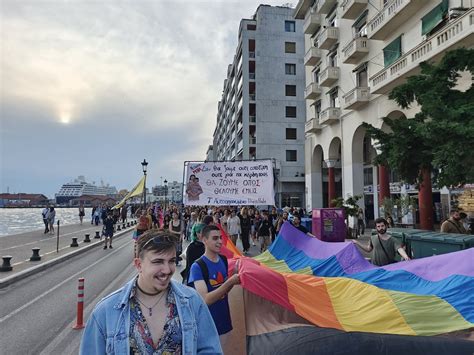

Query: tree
(365, 48), (474, 187)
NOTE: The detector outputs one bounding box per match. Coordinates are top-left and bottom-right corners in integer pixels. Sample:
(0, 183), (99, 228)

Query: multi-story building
(152, 181), (184, 205)
(210, 5), (307, 207)
(295, 0), (473, 225)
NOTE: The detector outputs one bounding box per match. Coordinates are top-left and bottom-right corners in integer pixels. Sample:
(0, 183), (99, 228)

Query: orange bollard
(73, 278), (85, 329)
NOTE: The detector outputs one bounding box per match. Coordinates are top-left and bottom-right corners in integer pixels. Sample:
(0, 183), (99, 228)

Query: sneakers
(103, 245), (108, 249)
(109, 245), (113, 249)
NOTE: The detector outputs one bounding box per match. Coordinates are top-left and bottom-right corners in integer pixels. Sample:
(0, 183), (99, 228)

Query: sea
(0, 208), (92, 237)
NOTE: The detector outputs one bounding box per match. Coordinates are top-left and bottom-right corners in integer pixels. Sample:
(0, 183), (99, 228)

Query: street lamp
(141, 159), (148, 209)
(164, 179), (168, 211)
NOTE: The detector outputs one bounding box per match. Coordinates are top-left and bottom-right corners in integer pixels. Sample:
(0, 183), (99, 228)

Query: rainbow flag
(226, 222), (474, 337)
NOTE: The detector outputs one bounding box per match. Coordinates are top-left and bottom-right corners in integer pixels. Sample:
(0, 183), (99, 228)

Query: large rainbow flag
(220, 222), (474, 353)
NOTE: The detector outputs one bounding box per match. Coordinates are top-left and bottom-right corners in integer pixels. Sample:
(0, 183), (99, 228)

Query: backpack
(195, 254), (228, 288)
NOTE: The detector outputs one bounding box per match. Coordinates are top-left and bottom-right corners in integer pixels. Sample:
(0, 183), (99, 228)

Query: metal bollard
(30, 248), (41, 261)
(94, 231), (100, 239)
(127, 222), (130, 227)
(73, 278), (85, 329)
(84, 234), (91, 243)
(122, 223), (126, 229)
(70, 237), (79, 247)
(0, 256), (13, 272)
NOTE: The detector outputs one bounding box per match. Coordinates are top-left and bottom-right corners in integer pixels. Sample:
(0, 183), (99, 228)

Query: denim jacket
(80, 278), (223, 354)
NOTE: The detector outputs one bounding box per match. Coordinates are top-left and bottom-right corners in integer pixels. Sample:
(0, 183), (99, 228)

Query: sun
(59, 111), (71, 124)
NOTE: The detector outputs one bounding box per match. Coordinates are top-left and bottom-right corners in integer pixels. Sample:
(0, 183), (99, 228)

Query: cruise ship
(55, 176), (117, 204)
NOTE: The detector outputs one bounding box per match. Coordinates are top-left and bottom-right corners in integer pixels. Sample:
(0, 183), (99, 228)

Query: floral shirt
(129, 280), (182, 354)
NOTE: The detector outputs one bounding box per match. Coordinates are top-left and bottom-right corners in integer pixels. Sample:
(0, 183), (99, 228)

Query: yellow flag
(112, 176), (146, 209)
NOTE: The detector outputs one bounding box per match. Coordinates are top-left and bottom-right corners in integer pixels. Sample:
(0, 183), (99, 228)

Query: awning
(421, 0), (448, 35)
(383, 36), (402, 67)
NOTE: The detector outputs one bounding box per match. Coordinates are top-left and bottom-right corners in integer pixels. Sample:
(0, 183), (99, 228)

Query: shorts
(104, 230), (114, 238)
(258, 236), (270, 245)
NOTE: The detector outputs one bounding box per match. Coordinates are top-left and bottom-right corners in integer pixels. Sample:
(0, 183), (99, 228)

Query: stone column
(326, 159), (337, 207)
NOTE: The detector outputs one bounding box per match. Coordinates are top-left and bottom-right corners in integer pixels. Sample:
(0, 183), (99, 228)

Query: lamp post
(141, 159), (148, 209)
(164, 179), (168, 211)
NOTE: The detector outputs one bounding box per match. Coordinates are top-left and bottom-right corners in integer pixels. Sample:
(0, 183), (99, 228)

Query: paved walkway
(0, 220), (136, 283)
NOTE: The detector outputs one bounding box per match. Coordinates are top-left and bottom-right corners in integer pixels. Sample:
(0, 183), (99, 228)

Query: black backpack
(195, 254), (228, 288)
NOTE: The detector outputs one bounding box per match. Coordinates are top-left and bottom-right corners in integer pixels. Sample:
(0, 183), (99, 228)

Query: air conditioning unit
(449, 7), (468, 20)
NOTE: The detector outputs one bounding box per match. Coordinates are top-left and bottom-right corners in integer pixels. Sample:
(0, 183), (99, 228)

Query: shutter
(383, 36), (402, 67)
(421, 0), (449, 35)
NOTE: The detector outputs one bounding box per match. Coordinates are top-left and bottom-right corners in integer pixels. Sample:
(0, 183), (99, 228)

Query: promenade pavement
(0, 219), (137, 288)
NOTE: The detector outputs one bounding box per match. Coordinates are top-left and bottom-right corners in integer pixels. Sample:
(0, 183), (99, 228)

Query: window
(313, 68), (320, 83)
(286, 128), (297, 140)
(247, 24), (256, 31)
(356, 65), (368, 87)
(328, 50), (338, 67)
(353, 10), (368, 38)
(329, 89), (339, 108)
(286, 150), (297, 162)
(285, 42), (296, 53)
(285, 21), (295, 32)
(286, 106), (297, 118)
(285, 85), (296, 96)
(315, 101), (322, 118)
(285, 63), (296, 75)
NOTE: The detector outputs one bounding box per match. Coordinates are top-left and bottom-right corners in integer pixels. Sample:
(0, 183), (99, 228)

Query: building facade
(210, 5), (307, 207)
(294, 0), (473, 224)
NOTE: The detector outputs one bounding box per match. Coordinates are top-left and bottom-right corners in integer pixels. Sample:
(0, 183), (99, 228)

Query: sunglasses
(141, 235), (176, 250)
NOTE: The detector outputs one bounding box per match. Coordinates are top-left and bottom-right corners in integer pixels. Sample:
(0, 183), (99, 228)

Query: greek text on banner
(183, 160), (275, 206)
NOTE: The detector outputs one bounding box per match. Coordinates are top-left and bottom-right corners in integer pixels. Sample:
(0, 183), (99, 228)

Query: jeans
(43, 218), (49, 233)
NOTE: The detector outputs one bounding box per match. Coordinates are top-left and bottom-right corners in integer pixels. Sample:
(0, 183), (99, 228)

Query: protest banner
(183, 160), (275, 206)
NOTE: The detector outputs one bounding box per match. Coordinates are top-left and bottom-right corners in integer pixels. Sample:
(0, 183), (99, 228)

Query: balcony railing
(249, 137), (256, 145)
(237, 140), (243, 153)
(317, 27), (339, 50)
(305, 82), (322, 100)
(305, 118), (322, 134)
(343, 87), (370, 110)
(341, 0), (368, 20)
(304, 47), (322, 67)
(249, 115), (256, 123)
(249, 94), (256, 101)
(303, 12), (322, 35)
(319, 107), (341, 125)
(370, 10), (474, 94)
(342, 37), (369, 64)
(367, 0), (425, 40)
(319, 66), (339, 86)
(317, 0), (337, 14)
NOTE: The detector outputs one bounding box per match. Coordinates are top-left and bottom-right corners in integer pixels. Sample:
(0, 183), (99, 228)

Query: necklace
(136, 291), (166, 317)
(136, 282), (161, 296)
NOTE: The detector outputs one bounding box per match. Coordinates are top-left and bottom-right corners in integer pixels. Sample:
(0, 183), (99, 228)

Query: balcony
(317, 0), (337, 14)
(305, 118), (322, 134)
(249, 115), (256, 123)
(370, 10), (474, 94)
(237, 140), (243, 153)
(343, 87), (370, 109)
(341, 0), (368, 19)
(317, 27), (339, 50)
(249, 137), (256, 145)
(342, 37), (369, 64)
(237, 122), (243, 133)
(304, 46), (323, 66)
(367, 0), (425, 40)
(305, 82), (322, 100)
(319, 107), (341, 125)
(303, 12), (322, 35)
(319, 66), (339, 86)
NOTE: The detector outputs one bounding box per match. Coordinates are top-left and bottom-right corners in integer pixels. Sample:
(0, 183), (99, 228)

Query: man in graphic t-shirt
(188, 225), (240, 348)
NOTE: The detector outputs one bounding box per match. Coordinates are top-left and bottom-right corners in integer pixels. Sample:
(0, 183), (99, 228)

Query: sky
(0, 0), (289, 198)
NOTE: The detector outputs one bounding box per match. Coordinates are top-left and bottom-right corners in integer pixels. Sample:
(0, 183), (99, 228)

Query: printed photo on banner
(183, 160), (275, 206)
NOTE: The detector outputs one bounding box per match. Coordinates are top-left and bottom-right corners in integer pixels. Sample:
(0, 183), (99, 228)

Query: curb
(0, 225), (134, 289)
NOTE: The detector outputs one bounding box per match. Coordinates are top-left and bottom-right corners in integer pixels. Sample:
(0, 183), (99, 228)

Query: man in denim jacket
(80, 231), (222, 354)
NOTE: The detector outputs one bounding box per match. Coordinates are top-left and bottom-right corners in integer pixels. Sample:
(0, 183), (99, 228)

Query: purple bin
(312, 208), (346, 242)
